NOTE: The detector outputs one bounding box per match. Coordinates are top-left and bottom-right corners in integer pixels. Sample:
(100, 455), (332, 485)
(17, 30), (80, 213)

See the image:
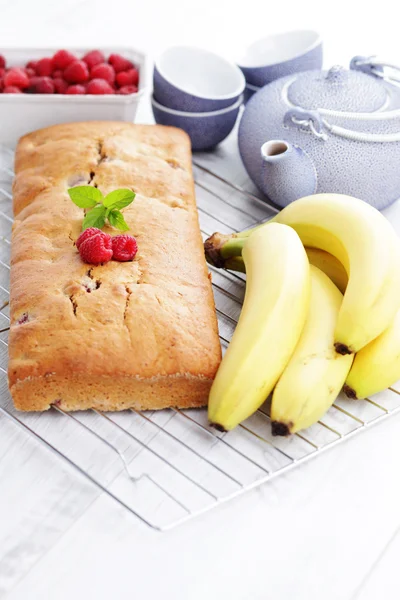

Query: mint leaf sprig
(68, 186), (136, 231)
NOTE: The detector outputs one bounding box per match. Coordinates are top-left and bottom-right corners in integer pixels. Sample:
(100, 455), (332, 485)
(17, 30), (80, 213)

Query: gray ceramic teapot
(238, 57), (400, 210)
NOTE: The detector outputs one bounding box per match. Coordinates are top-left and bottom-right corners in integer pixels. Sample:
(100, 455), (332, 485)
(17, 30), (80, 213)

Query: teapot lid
(287, 65), (389, 112)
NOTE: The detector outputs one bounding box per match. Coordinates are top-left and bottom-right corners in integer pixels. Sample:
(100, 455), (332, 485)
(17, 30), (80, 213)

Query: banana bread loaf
(9, 122), (221, 411)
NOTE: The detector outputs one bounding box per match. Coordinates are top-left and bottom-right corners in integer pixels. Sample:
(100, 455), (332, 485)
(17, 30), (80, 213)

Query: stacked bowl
(152, 46), (245, 151)
(237, 30), (323, 103)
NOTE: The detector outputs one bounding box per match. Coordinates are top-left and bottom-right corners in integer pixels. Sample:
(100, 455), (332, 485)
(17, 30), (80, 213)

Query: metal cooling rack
(1, 142), (400, 532)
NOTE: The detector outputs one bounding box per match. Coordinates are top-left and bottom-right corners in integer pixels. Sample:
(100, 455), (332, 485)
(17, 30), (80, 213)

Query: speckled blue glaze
(152, 97), (241, 151)
(238, 63), (400, 210)
(153, 67), (244, 112)
(261, 141), (317, 206)
(243, 83), (260, 105)
(238, 33), (323, 87)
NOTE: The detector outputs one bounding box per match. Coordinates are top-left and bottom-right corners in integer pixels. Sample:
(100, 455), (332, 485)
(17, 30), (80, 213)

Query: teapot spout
(260, 140), (317, 207)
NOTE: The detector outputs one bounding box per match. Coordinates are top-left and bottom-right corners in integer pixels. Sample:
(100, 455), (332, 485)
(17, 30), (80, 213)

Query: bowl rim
(246, 82), (261, 92)
(237, 29), (322, 70)
(151, 94), (243, 117)
(154, 45), (245, 101)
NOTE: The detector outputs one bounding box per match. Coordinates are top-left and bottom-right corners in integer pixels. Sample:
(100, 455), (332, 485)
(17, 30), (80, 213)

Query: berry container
(0, 47), (147, 146)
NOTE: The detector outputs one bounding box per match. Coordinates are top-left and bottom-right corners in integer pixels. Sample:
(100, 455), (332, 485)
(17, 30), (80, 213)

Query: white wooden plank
(0, 413), (99, 595)
(7, 409), (400, 600)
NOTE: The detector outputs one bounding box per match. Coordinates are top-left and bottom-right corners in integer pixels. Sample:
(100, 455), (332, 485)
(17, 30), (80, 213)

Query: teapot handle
(284, 108), (328, 141)
(350, 55), (400, 84)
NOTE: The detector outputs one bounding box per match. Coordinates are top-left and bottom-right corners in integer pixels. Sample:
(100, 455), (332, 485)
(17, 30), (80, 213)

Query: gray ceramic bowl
(153, 46), (245, 112)
(151, 95), (242, 151)
(237, 30), (323, 87)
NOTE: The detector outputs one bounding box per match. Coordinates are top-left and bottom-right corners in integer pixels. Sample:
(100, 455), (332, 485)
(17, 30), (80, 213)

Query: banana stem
(224, 256), (246, 273)
(204, 223), (268, 268)
(204, 233), (247, 267)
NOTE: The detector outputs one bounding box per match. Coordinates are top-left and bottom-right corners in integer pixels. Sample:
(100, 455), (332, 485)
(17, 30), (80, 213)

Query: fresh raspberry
(116, 68), (139, 88)
(79, 232), (113, 265)
(53, 77), (68, 94)
(33, 76), (55, 94)
(52, 49), (76, 71)
(25, 67), (36, 78)
(28, 76), (41, 91)
(86, 79), (114, 94)
(0, 55), (5, 69)
(90, 63), (115, 84)
(0, 79), (4, 92)
(111, 235), (138, 261)
(52, 69), (63, 78)
(4, 68), (29, 89)
(3, 86), (22, 93)
(83, 50), (105, 69)
(108, 54), (134, 73)
(66, 84), (86, 94)
(36, 57), (54, 77)
(76, 227), (104, 249)
(0, 68), (5, 78)
(26, 60), (38, 71)
(64, 60), (89, 83)
(116, 85), (138, 95)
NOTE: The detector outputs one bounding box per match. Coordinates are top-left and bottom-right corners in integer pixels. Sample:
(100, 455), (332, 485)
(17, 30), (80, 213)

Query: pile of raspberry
(76, 228), (138, 265)
(0, 50), (139, 95)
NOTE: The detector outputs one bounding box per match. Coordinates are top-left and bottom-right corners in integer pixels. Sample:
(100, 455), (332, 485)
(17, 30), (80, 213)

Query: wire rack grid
(1, 143), (400, 532)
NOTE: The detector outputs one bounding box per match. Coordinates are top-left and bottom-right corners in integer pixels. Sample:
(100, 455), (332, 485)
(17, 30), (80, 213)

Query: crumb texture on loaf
(9, 122), (221, 411)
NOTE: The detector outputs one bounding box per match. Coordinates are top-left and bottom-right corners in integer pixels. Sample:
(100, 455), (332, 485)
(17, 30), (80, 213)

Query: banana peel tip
(209, 421), (228, 433)
(334, 342), (353, 355)
(343, 384), (358, 399)
(271, 421), (292, 437)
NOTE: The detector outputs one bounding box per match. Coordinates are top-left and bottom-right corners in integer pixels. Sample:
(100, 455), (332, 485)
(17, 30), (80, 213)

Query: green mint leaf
(103, 189), (135, 210)
(82, 205), (107, 231)
(68, 186), (104, 208)
(108, 209), (129, 231)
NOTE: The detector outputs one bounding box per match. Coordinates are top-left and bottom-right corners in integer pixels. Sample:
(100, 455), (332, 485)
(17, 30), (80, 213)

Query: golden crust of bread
(9, 122), (221, 411)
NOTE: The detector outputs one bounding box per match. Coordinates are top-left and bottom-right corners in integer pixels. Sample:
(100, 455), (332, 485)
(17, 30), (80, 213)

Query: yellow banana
(208, 223), (310, 431)
(344, 308), (400, 399)
(224, 248), (348, 294)
(271, 266), (354, 435)
(305, 248), (348, 294)
(206, 194), (400, 354)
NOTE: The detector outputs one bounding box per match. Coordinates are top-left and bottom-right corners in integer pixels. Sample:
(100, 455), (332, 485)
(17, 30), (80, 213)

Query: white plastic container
(0, 47), (147, 146)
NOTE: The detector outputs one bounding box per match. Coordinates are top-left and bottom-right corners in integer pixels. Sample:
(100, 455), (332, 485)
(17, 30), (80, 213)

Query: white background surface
(1, 1), (400, 599)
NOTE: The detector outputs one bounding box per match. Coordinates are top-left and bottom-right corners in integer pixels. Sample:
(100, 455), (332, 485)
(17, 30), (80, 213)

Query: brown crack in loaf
(9, 122), (221, 412)
(123, 285), (132, 332)
(166, 158), (183, 170)
(86, 268), (101, 292)
(87, 140), (107, 187)
(69, 295), (78, 316)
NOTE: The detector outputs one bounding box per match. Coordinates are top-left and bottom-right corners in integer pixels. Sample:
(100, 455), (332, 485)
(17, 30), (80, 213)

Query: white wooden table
(1, 2), (400, 598)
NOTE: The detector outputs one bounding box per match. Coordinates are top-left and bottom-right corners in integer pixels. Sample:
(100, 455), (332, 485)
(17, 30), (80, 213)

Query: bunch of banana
(208, 223), (310, 431)
(206, 193), (400, 434)
(206, 193), (400, 354)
